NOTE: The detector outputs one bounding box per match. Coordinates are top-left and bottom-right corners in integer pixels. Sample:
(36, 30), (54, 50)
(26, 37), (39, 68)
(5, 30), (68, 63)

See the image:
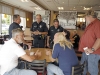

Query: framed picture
(58, 11), (77, 29)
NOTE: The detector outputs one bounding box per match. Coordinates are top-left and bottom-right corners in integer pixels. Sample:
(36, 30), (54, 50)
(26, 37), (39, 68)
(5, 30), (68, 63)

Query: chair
(26, 60), (46, 75)
(71, 62), (85, 75)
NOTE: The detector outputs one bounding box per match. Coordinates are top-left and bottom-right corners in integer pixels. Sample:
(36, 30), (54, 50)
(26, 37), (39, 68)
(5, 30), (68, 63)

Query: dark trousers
(49, 40), (54, 49)
(33, 39), (45, 48)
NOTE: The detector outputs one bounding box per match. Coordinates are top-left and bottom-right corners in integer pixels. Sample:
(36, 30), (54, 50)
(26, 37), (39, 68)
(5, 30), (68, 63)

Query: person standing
(0, 28), (41, 75)
(30, 14), (48, 48)
(9, 14), (21, 39)
(79, 10), (100, 75)
(72, 30), (80, 49)
(9, 14), (31, 48)
(47, 19), (64, 49)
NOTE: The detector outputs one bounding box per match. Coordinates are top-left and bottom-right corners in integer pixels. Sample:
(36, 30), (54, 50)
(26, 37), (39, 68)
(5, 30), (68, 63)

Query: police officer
(72, 30), (80, 49)
(30, 14), (48, 48)
(47, 19), (64, 49)
(9, 14), (21, 39)
(9, 14), (31, 49)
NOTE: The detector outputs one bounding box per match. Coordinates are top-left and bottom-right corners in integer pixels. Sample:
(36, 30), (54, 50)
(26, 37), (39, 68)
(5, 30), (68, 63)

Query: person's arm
(39, 23), (48, 35)
(20, 50), (41, 62)
(38, 32), (48, 35)
(92, 38), (100, 51)
(47, 36), (50, 47)
(46, 50), (56, 62)
(48, 52), (56, 62)
(85, 38), (100, 54)
(46, 44), (59, 62)
(20, 54), (37, 62)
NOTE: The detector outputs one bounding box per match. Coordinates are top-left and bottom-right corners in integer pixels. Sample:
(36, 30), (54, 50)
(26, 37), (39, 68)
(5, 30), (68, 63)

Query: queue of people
(0, 10), (100, 75)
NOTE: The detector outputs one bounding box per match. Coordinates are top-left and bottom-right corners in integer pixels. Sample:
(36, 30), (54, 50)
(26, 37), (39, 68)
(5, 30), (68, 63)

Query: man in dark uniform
(30, 14), (48, 48)
(47, 19), (64, 49)
(9, 14), (21, 39)
(72, 30), (80, 49)
(9, 14), (31, 48)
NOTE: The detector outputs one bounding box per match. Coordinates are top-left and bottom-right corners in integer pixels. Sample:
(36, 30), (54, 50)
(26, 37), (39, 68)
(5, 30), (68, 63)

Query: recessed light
(21, 0), (29, 2)
(99, 6), (100, 7)
(91, 7), (92, 8)
(34, 7), (41, 10)
(62, 2), (64, 3)
(81, 6), (82, 7)
(74, 7), (75, 8)
(58, 7), (64, 10)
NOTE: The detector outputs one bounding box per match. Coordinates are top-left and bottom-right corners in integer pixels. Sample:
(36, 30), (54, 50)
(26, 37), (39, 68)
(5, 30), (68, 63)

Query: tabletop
(25, 48), (52, 62)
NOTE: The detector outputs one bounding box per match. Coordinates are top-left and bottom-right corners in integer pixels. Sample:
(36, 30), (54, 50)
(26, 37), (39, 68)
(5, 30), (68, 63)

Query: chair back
(72, 62), (85, 75)
(26, 60), (46, 75)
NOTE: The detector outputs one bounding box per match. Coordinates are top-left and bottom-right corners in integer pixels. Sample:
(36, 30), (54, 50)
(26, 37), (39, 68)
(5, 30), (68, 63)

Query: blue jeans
(47, 64), (64, 75)
(3, 68), (37, 75)
(81, 52), (100, 75)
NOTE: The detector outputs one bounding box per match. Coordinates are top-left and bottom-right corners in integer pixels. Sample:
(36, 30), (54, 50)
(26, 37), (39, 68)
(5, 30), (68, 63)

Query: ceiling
(35, 0), (100, 12)
(0, 0), (100, 12)
(0, 0), (42, 12)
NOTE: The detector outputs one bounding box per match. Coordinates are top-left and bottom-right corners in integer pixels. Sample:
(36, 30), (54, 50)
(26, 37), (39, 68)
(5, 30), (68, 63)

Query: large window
(20, 17), (26, 30)
(1, 14), (11, 35)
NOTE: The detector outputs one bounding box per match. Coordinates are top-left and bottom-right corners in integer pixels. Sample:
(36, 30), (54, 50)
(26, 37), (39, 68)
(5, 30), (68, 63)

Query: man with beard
(79, 10), (100, 75)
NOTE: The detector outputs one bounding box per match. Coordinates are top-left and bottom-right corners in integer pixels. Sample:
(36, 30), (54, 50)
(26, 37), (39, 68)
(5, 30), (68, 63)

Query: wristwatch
(91, 48), (95, 52)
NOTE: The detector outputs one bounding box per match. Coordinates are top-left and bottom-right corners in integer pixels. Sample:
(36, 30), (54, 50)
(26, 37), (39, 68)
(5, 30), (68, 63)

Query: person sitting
(72, 30), (80, 49)
(0, 28), (41, 75)
(46, 32), (78, 75)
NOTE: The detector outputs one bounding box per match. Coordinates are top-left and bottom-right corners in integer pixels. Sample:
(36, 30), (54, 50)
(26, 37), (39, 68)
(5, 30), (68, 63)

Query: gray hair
(85, 10), (98, 18)
(13, 14), (20, 21)
(12, 28), (23, 38)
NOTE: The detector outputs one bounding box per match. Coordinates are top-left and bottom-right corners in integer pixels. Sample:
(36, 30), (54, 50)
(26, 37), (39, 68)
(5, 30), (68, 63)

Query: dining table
(25, 48), (52, 62)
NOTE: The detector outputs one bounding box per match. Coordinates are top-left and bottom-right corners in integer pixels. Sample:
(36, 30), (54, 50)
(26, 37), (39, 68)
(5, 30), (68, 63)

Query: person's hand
(35, 50), (41, 57)
(85, 48), (94, 54)
(45, 50), (52, 56)
(33, 31), (39, 35)
(26, 42), (32, 50)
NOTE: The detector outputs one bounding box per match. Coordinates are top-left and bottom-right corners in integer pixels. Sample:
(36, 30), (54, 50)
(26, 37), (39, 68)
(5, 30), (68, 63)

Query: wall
(26, 12), (33, 28)
(50, 11), (57, 26)
(0, 2), (33, 28)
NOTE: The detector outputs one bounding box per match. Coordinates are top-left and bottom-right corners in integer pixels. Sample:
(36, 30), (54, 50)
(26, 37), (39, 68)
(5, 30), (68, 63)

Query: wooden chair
(26, 60), (46, 75)
(72, 62), (85, 75)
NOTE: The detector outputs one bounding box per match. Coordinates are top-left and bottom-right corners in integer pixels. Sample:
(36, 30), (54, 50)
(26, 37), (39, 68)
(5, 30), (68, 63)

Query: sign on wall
(58, 11), (77, 29)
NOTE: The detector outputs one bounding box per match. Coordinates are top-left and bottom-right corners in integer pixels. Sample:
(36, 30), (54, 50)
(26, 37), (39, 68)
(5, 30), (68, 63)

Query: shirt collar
(85, 19), (98, 31)
(13, 22), (19, 25)
(10, 38), (18, 44)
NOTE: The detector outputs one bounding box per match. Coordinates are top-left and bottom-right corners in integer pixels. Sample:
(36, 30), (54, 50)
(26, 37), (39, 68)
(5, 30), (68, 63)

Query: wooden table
(24, 37), (33, 41)
(25, 48), (52, 62)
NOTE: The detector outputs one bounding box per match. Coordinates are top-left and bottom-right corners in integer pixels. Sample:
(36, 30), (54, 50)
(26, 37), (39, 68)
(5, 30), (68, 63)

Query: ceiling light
(99, 6), (100, 7)
(62, 2), (64, 3)
(34, 7), (41, 10)
(81, 6), (82, 7)
(91, 7), (92, 8)
(74, 7), (75, 8)
(83, 7), (91, 10)
(21, 0), (29, 2)
(58, 7), (64, 10)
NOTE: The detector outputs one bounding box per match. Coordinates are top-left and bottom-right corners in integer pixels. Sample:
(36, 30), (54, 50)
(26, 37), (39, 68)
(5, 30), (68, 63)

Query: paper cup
(30, 52), (34, 56)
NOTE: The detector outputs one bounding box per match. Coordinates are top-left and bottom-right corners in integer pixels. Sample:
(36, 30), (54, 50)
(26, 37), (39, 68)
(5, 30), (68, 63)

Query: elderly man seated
(0, 28), (41, 75)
